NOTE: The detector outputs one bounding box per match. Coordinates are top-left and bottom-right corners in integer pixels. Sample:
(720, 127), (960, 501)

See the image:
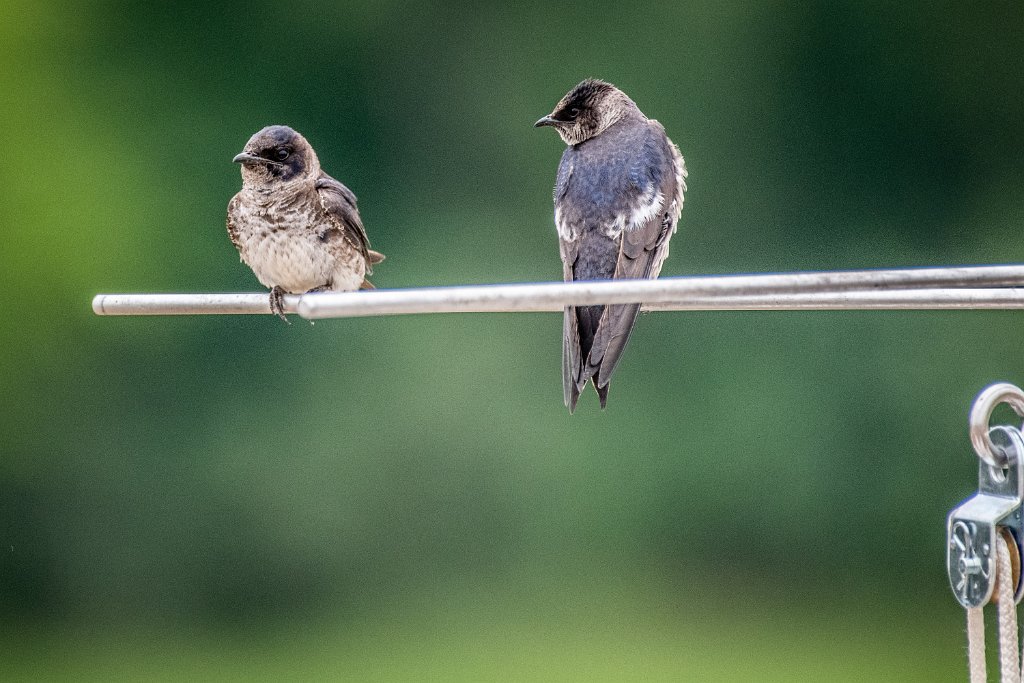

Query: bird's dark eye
(569, 107), (580, 119)
(275, 148), (290, 161)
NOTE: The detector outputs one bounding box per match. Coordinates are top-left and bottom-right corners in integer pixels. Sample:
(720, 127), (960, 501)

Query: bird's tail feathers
(567, 374), (608, 411)
(570, 303), (610, 412)
(564, 306), (583, 414)
(592, 303), (642, 388)
(567, 383), (581, 414)
(360, 278), (375, 290)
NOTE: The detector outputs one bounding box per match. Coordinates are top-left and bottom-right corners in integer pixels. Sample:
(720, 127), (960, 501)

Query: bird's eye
(275, 148), (290, 161)
(569, 107), (580, 119)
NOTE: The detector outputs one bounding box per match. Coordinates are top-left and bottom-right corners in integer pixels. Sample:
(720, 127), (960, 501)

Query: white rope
(969, 606), (987, 683)
(964, 534), (1021, 682)
(998, 535), (1022, 683)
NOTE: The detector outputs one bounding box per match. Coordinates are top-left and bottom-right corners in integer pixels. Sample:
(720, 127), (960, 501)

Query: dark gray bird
(536, 79), (687, 412)
(227, 125), (384, 321)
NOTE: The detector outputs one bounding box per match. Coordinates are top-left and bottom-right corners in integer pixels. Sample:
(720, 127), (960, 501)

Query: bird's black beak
(233, 152), (262, 165)
(534, 115), (559, 128)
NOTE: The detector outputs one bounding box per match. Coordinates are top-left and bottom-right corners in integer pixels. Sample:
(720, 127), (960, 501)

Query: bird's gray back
(555, 114), (675, 246)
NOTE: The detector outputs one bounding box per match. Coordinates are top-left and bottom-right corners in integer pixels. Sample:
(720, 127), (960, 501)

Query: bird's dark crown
(538, 79), (636, 145)
(235, 125), (317, 185)
(550, 79), (618, 122)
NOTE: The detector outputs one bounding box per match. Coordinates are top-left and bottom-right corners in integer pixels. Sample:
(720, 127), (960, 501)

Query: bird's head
(535, 79), (636, 145)
(233, 125), (319, 187)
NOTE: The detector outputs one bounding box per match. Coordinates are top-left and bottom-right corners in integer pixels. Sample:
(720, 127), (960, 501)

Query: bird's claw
(303, 285), (331, 325)
(269, 286), (291, 324)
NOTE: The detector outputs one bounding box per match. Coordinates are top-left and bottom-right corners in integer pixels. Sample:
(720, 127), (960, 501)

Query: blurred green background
(2, 1), (1023, 680)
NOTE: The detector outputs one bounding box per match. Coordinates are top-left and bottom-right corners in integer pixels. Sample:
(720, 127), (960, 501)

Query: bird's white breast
(232, 197), (364, 293)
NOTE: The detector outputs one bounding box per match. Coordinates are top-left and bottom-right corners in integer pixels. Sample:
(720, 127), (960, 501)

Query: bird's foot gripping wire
(269, 286), (290, 324)
(301, 285), (332, 325)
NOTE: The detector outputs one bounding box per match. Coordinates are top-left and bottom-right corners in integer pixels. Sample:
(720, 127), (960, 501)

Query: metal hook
(969, 383), (1024, 468)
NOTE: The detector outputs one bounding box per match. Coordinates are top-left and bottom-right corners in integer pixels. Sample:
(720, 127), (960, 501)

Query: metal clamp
(948, 384), (1024, 608)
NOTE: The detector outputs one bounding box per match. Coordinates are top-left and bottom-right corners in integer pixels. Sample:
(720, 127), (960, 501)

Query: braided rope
(998, 535), (1022, 683)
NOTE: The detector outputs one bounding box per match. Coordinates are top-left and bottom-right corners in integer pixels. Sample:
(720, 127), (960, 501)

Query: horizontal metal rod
(306, 263), (1024, 315)
(92, 265), (1024, 318)
(300, 286), (1024, 317)
(93, 292), (299, 316)
(90, 288), (1024, 318)
(646, 288), (1024, 311)
(296, 264), (1024, 318)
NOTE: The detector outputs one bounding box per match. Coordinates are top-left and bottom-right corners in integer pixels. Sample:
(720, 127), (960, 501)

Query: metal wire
(91, 264), (1024, 319)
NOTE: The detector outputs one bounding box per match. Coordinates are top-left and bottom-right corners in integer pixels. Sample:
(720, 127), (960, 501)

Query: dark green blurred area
(2, 0), (1024, 679)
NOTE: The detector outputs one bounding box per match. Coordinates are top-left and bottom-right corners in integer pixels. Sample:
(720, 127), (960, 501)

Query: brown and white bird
(536, 80), (687, 412)
(227, 125), (383, 321)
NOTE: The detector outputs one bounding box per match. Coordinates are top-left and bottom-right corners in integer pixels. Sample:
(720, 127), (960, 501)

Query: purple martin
(536, 80), (687, 412)
(227, 125), (384, 321)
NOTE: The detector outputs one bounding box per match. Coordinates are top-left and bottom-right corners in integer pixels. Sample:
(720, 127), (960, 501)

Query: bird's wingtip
(567, 388), (579, 414)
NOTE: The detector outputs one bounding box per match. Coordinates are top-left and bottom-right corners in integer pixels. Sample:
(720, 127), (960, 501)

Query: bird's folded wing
(226, 194), (243, 251)
(560, 237), (583, 409)
(315, 174), (374, 268)
(589, 156), (679, 388)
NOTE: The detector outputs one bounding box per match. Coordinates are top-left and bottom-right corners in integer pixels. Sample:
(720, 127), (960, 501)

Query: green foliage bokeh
(2, 1), (1023, 679)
